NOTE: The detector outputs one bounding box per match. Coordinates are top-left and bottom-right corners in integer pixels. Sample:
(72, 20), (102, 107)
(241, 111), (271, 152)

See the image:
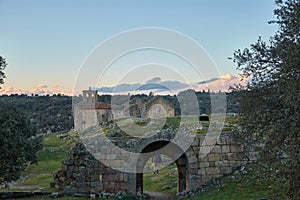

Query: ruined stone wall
(53, 143), (132, 194)
(145, 97), (174, 118)
(53, 131), (258, 195)
(187, 132), (258, 189)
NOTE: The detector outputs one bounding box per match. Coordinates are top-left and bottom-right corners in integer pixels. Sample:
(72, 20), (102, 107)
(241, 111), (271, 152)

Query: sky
(0, 0), (277, 95)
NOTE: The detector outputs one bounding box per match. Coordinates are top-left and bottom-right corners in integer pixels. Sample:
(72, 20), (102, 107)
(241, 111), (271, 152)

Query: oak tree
(232, 0), (300, 198)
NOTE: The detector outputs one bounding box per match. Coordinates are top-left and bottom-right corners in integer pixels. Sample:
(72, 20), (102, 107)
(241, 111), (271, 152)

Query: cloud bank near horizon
(0, 84), (79, 96)
(0, 74), (246, 96)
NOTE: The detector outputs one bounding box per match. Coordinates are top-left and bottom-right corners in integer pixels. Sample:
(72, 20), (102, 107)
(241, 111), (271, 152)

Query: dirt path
(144, 191), (176, 200)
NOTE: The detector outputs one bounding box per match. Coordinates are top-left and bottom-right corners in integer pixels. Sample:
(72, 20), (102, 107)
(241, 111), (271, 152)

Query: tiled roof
(81, 103), (111, 110)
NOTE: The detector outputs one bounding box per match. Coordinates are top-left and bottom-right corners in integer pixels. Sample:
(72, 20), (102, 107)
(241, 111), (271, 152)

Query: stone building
(74, 88), (112, 132)
(128, 96), (174, 118)
(144, 96), (174, 118)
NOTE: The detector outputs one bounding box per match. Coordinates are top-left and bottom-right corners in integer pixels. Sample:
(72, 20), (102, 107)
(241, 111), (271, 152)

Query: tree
(0, 56), (7, 88)
(231, 0), (300, 198)
(0, 106), (42, 183)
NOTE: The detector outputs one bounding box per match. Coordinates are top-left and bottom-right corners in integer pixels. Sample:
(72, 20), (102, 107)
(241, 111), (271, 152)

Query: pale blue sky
(0, 0), (277, 94)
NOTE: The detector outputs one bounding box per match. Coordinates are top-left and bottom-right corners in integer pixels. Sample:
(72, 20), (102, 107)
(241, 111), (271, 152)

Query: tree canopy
(232, 0), (299, 198)
(0, 106), (42, 183)
(0, 56), (7, 88)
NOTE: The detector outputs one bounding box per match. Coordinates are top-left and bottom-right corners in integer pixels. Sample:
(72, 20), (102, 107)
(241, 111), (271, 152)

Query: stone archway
(135, 141), (189, 194)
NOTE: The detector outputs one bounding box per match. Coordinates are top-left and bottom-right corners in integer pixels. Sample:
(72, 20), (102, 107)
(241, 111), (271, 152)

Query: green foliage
(162, 116), (181, 130)
(0, 106), (42, 184)
(231, 0), (300, 198)
(0, 56), (7, 87)
(0, 95), (73, 133)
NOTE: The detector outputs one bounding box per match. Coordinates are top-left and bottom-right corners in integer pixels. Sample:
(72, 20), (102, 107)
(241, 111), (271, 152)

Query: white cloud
(197, 73), (248, 92)
(0, 84), (80, 96)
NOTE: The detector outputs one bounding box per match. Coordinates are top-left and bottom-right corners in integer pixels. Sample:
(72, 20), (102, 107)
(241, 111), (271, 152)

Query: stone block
(204, 137), (217, 145)
(226, 153), (237, 160)
(230, 145), (241, 153)
(221, 145), (230, 153)
(211, 146), (222, 153)
(220, 167), (232, 174)
(190, 169), (199, 174)
(193, 147), (200, 154)
(191, 138), (199, 147)
(208, 153), (221, 161)
(189, 163), (200, 170)
(186, 155), (196, 163)
(199, 162), (209, 168)
(198, 168), (206, 175)
(206, 167), (220, 175)
(199, 156), (208, 161)
(215, 160), (229, 167)
(199, 146), (211, 159)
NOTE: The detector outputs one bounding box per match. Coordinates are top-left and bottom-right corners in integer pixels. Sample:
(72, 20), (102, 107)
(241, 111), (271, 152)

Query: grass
(143, 160), (178, 195)
(4, 131), (79, 192)
(186, 162), (276, 200)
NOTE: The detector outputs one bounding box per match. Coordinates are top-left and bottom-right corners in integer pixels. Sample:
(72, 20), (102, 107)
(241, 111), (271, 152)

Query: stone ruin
(52, 130), (258, 196)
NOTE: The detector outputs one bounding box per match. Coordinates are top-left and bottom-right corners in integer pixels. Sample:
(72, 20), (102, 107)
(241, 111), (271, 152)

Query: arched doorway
(136, 141), (189, 194)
